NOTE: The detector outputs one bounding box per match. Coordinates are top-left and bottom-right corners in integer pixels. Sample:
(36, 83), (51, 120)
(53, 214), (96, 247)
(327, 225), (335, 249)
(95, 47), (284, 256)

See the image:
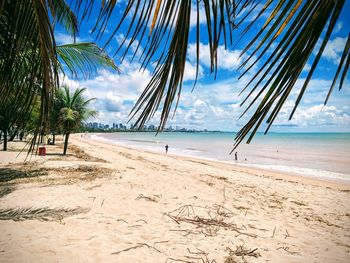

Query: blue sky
(56, 1), (350, 132)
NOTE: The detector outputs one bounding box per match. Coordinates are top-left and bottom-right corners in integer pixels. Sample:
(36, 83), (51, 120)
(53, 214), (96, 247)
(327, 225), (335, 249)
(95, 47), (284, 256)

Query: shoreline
(86, 133), (350, 190)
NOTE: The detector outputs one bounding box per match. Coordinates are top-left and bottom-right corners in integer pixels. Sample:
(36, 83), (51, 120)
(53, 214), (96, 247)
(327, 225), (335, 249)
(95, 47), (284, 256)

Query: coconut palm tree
(75, 0), (349, 149)
(0, 0), (117, 151)
(55, 85), (96, 155)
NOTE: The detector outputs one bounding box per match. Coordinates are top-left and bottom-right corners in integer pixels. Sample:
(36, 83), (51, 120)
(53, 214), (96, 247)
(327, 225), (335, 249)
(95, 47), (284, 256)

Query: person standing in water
(235, 152), (238, 161)
(165, 144), (169, 154)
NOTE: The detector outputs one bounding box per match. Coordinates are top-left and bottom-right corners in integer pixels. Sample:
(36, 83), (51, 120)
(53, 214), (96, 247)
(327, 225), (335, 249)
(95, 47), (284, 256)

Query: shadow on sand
(0, 167), (48, 183)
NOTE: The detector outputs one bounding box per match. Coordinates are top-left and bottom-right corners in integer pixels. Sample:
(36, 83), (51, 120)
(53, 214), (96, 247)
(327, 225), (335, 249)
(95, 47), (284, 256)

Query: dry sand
(0, 134), (349, 263)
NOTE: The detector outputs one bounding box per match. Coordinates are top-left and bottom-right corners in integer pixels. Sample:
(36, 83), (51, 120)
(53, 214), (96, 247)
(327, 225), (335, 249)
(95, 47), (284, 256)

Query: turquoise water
(90, 132), (350, 182)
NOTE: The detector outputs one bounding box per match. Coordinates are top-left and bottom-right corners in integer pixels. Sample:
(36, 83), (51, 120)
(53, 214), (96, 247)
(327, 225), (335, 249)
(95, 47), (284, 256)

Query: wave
(237, 163), (350, 183)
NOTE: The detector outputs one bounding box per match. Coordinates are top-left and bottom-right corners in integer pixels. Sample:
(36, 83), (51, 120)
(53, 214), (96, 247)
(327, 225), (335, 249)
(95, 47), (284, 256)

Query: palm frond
(57, 42), (119, 78)
(47, 0), (79, 39)
(55, 85), (96, 133)
(0, 0), (64, 152)
(86, 0), (237, 131)
(232, 0), (348, 150)
(0, 1), (117, 153)
(73, 1), (347, 148)
(0, 207), (90, 222)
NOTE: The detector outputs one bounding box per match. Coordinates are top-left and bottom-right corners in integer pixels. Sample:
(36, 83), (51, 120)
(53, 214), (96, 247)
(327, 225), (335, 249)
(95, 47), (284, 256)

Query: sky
(55, 1), (350, 132)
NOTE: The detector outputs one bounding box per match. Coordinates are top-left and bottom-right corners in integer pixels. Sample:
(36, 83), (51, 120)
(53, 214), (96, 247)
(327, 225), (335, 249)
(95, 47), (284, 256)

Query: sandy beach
(0, 134), (349, 263)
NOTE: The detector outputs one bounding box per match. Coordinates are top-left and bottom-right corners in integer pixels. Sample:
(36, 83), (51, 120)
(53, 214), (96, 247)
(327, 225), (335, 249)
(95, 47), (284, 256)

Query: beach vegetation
(55, 85), (96, 155)
(0, 1), (117, 151)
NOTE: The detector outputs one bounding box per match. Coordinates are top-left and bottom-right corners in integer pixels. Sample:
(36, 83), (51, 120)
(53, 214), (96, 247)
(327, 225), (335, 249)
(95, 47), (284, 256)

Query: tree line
(1, 85), (95, 155)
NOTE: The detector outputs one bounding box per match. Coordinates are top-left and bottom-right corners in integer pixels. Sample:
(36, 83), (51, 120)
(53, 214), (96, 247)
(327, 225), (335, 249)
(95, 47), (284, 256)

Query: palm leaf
(233, 0), (348, 150)
(75, 0), (348, 148)
(88, 0), (237, 131)
(47, 0), (79, 39)
(55, 85), (96, 134)
(1, 1), (118, 153)
(0, 207), (90, 222)
(56, 42), (119, 78)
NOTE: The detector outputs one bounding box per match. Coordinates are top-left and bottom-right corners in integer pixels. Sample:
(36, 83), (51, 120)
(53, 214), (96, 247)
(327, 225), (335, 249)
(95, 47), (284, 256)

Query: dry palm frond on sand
(0, 207), (90, 222)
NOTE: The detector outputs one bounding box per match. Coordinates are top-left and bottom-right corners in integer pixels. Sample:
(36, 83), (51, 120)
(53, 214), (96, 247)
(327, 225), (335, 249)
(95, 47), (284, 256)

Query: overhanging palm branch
(0, 0), (59, 147)
(79, 0), (348, 148)
(78, 0), (236, 131)
(232, 0), (349, 150)
(57, 42), (119, 78)
(0, 0), (117, 152)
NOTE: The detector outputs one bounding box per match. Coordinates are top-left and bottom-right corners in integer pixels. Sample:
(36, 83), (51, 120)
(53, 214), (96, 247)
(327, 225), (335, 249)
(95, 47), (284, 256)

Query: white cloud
(183, 61), (203, 82)
(322, 37), (347, 63)
(55, 32), (85, 45)
(275, 103), (350, 129)
(187, 43), (244, 71)
(334, 22), (343, 34)
(102, 92), (124, 112)
(115, 34), (143, 58)
(190, 4), (207, 27)
(60, 60), (152, 124)
(60, 57), (350, 132)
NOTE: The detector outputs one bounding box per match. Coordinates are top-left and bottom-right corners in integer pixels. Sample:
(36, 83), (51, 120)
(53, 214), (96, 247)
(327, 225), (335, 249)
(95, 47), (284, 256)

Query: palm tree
(73, 0), (349, 149)
(0, 0), (117, 152)
(55, 85), (96, 155)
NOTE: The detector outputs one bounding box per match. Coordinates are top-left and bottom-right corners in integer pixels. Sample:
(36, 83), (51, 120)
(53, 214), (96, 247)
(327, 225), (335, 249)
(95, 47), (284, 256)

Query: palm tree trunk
(3, 129), (7, 151)
(52, 133), (55, 145)
(9, 129), (18, 141)
(63, 132), (70, 155)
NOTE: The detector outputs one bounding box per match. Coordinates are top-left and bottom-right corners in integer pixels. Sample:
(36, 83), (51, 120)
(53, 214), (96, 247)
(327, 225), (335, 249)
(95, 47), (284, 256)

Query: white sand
(0, 135), (349, 262)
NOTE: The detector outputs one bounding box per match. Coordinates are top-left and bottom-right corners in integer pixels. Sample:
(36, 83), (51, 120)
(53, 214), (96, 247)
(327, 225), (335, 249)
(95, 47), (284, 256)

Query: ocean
(89, 132), (350, 183)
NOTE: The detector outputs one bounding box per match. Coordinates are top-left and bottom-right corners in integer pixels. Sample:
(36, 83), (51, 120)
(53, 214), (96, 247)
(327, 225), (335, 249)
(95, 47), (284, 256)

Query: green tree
(0, 1), (117, 151)
(56, 85), (96, 155)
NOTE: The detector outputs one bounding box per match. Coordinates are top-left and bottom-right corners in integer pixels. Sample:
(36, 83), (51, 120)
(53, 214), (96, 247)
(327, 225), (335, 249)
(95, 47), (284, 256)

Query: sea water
(90, 132), (350, 183)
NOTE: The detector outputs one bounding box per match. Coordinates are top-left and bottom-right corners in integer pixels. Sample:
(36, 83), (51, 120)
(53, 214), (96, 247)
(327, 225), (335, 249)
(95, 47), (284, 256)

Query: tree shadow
(0, 185), (15, 198)
(45, 153), (74, 156)
(0, 167), (48, 183)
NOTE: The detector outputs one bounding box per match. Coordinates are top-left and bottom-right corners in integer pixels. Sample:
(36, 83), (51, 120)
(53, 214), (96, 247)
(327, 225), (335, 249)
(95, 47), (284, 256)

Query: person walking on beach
(235, 152), (238, 161)
(165, 144), (169, 154)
